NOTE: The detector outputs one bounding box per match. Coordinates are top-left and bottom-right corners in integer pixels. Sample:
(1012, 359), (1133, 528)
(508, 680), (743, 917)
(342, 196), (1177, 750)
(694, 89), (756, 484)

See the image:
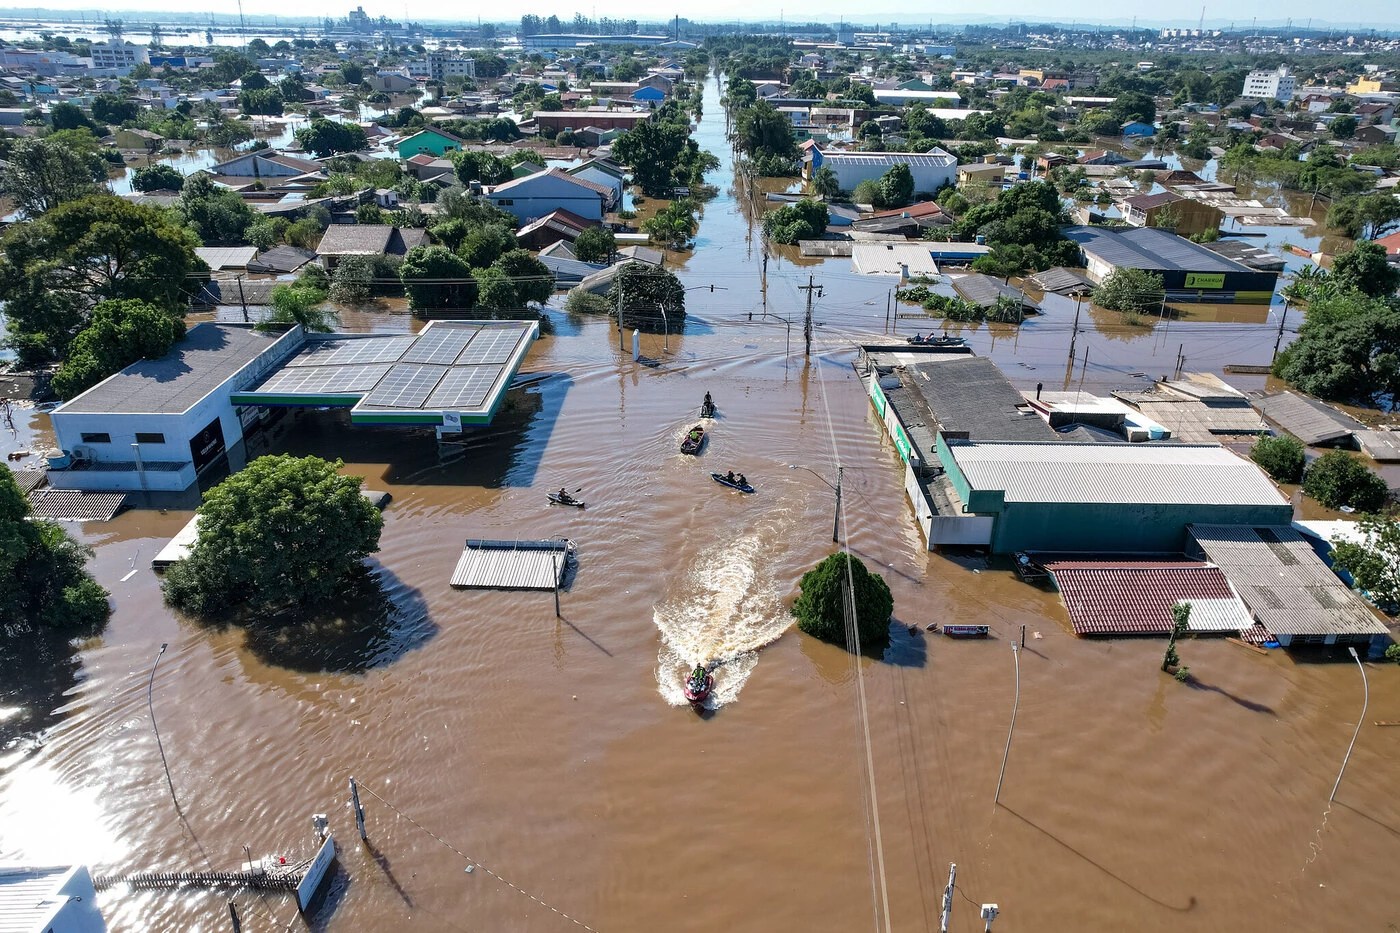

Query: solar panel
(255, 363), (394, 395)
(361, 364), (449, 409)
(401, 325), (480, 364)
(456, 328), (522, 364)
(328, 336), (417, 365)
(426, 365), (500, 411)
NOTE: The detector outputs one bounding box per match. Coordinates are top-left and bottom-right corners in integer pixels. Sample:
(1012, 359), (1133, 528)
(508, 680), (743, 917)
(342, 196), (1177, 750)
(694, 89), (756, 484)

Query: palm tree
(811, 166), (840, 200)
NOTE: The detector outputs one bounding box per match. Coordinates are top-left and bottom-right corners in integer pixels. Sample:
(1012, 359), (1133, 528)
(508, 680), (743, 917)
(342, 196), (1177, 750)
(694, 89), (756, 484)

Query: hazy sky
(13, 0), (1400, 29)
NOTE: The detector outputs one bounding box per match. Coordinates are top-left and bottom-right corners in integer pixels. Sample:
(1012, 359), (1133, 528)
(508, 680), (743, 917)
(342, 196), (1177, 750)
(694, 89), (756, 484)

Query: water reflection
(234, 564), (434, 674)
(0, 625), (86, 767)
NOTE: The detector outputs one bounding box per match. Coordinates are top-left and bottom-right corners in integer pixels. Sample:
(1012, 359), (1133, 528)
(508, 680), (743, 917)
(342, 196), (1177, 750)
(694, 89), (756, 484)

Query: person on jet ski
(690, 664), (708, 688)
(704, 391), (713, 410)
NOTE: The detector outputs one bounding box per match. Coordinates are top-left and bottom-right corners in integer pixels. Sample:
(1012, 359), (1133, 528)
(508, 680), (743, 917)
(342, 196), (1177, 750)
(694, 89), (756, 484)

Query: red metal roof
(1045, 562), (1235, 636)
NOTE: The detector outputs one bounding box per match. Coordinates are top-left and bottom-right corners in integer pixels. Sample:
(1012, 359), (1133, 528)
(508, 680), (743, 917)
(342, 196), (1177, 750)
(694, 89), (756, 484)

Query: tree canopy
(1330, 514), (1400, 610)
(51, 299), (185, 400)
(447, 149), (513, 186)
(762, 199), (828, 245)
(400, 244), (476, 311)
(161, 455), (383, 615)
(0, 194), (201, 365)
(792, 552), (894, 650)
(1, 136), (103, 219)
(1331, 241), (1400, 298)
(608, 261), (686, 328)
(0, 467), (109, 634)
(1094, 268), (1166, 312)
(1303, 451), (1389, 512)
(131, 163), (185, 192)
(572, 225), (615, 263)
(178, 172), (257, 244)
(1250, 434), (1305, 483)
(1272, 292), (1400, 405)
(295, 119), (369, 158)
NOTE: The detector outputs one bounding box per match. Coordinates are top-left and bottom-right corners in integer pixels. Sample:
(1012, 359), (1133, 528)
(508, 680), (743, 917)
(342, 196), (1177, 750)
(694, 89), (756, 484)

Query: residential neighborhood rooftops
(1251, 390), (1364, 446)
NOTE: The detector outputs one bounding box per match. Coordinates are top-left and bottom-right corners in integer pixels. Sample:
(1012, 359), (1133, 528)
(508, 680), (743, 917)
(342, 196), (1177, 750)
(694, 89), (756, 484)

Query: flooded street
(3, 73), (1400, 932)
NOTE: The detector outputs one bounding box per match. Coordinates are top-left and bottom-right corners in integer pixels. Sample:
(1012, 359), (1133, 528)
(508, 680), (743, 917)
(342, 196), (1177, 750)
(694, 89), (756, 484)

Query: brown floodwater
(3, 75), (1400, 933)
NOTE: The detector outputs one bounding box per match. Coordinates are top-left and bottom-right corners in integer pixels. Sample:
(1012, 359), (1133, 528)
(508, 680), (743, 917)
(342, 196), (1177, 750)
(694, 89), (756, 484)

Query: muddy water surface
(2, 74), (1399, 932)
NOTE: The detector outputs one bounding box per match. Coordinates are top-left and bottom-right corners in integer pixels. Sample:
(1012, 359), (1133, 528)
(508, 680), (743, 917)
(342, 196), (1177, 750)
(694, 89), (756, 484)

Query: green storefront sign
(1184, 272), (1226, 289)
(869, 377), (887, 417)
(893, 425), (912, 463)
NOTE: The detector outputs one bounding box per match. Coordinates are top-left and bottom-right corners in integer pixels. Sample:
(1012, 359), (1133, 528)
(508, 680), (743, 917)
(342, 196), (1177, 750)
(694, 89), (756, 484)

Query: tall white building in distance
(89, 40), (150, 72)
(428, 50), (475, 82)
(1243, 66), (1295, 101)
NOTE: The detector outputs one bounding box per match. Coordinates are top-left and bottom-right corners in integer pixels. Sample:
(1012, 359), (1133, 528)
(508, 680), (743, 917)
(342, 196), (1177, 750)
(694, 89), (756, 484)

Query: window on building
(497, 198), (513, 205)
(80, 432), (111, 443)
(135, 432), (166, 444)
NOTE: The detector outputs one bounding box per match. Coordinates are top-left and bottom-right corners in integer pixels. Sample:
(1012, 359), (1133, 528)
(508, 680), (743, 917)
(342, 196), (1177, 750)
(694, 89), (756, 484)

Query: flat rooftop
(905, 356), (1058, 442)
(945, 441), (1290, 506)
(1062, 224), (1256, 274)
(58, 323), (288, 415)
(232, 320), (537, 426)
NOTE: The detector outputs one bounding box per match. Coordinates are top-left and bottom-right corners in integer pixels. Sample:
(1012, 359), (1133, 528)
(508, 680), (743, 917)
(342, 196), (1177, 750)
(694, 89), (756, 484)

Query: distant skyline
(0, 1), (1397, 31)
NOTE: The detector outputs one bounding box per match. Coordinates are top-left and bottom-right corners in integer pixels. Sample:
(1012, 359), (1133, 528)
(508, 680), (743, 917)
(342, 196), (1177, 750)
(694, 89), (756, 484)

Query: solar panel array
(256, 363), (394, 395)
(426, 365), (501, 411)
(361, 364), (449, 409)
(245, 322), (534, 412)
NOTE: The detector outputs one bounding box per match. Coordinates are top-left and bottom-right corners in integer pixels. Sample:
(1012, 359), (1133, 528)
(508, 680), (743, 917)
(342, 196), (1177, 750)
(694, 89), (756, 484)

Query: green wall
(990, 501), (1293, 553)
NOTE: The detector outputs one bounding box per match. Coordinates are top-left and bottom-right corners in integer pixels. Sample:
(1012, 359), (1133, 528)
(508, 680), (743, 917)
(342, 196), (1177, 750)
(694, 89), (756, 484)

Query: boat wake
(653, 521), (792, 709)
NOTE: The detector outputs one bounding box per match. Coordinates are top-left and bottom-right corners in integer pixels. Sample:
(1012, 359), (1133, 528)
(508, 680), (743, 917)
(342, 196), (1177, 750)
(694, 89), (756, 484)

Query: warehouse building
(933, 438), (1293, 553)
(801, 142), (958, 196)
(1062, 224), (1279, 303)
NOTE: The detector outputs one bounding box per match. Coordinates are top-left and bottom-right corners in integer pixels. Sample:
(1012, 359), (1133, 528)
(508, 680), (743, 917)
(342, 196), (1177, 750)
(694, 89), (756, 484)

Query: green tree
(1, 136), (102, 218)
(328, 256), (374, 306)
(1331, 241), (1400, 298)
(1250, 434), (1305, 483)
(49, 101), (99, 133)
(457, 224), (516, 269)
(447, 149), (513, 186)
(724, 76), (757, 108)
(278, 72), (311, 102)
(735, 99), (798, 162)
(792, 552), (894, 650)
(491, 249), (553, 305)
(1273, 292), (1400, 404)
(92, 93), (139, 124)
(1162, 602), (1190, 672)
(1303, 450), (1389, 512)
(1330, 513), (1400, 608)
(131, 163), (185, 192)
(341, 62), (363, 86)
(1330, 115), (1358, 139)
(811, 165), (840, 199)
(473, 266), (516, 310)
(612, 119), (694, 197)
(296, 119), (368, 158)
(761, 199), (828, 245)
(572, 225), (615, 263)
(51, 299), (184, 399)
(178, 172), (257, 244)
(608, 261), (686, 328)
(0, 195), (201, 364)
(1326, 192), (1400, 240)
(239, 86), (284, 116)
(1110, 91), (1156, 125)
(263, 282), (336, 331)
(400, 244), (476, 311)
(1093, 268), (1165, 312)
(161, 455), (383, 615)
(642, 199), (699, 249)
(877, 162), (914, 208)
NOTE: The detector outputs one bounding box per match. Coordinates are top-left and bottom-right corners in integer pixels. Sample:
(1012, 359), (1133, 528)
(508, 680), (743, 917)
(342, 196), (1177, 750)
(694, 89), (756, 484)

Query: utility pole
(236, 274), (248, 323)
(832, 466), (843, 542)
(1272, 297), (1290, 362)
(617, 281), (625, 352)
(1067, 290), (1084, 364)
(349, 777), (367, 843)
(993, 643), (1020, 808)
(940, 863), (956, 933)
(228, 901), (242, 933)
(798, 274), (822, 357)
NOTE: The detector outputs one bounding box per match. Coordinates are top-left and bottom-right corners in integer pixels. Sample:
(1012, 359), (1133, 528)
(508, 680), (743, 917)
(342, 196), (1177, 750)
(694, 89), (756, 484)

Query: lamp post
(788, 464), (843, 542)
(1330, 645), (1369, 803)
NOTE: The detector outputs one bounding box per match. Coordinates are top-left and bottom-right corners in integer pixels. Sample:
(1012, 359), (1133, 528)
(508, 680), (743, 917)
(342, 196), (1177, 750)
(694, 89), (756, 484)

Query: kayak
(547, 493), (585, 509)
(683, 672), (714, 704)
(680, 425), (705, 455)
(710, 472), (754, 494)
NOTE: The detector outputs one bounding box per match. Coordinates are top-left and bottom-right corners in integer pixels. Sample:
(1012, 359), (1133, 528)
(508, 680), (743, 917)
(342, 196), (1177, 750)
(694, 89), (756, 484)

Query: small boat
(547, 492), (585, 509)
(711, 472), (754, 494)
(680, 425), (705, 455)
(907, 334), (967, 347)
(683, 672), (714, 705)
(942, 624), (990, 639)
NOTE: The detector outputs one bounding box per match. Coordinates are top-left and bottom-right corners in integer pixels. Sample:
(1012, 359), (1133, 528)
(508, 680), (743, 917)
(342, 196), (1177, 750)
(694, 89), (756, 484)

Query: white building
(0, 865), (108, 932)
(801, 143), (958, 196)
(427, 50), (475, 82)
(49, 324), (302, 493)
(88, 40), (150, 72)
(485, 168), (610, 222)
(1243, 66), (1295, 101)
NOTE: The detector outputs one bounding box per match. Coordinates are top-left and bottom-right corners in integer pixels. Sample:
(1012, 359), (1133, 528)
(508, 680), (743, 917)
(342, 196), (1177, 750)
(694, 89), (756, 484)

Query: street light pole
(832, 465), (843, 542)
(1330, 646), (1369, 803)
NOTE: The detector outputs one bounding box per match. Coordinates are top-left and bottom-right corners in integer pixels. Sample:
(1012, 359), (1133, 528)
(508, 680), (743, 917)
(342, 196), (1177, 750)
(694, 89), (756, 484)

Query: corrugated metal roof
(26, 489), (127, 521)
(948, 441), (1289, 506)
(1179, 597), (1254, 631)
(1046, 562), (1237, 635)
(905, 358), (1058, 442)
(450, 538), (572, 590)
(0, 866), (79, 933)
(1251, 391), (1362, 446)
(950, 273), (1041, 310)
(819, 148), (956, 168)
(851, 242), (940, 275)
(4, 467), (45, 495)
(1189, 524), (1390, 636)
(1027, 266), (1094, 295)
(1062, 224), (1253, 274)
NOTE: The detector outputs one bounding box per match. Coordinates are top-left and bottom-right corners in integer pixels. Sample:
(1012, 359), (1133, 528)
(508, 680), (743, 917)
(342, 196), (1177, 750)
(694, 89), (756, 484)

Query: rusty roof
(1045, 561), (1237, 636)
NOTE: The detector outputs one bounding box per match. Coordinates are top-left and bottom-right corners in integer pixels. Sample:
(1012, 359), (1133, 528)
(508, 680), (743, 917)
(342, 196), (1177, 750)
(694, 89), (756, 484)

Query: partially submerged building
(1062, 224), (1279, 304)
